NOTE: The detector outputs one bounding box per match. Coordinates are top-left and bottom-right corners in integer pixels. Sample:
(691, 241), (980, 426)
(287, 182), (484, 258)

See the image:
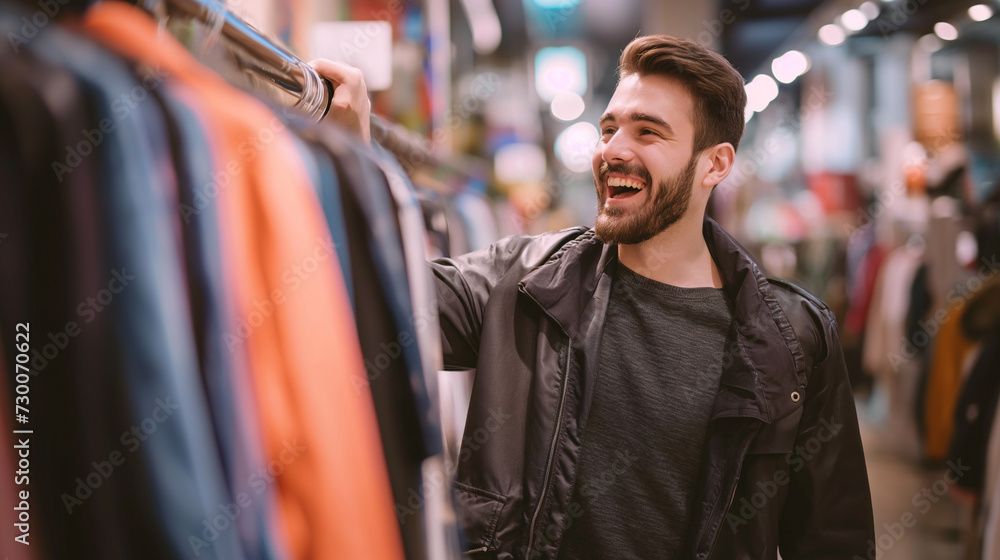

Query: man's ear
(699, 142), (736, 189)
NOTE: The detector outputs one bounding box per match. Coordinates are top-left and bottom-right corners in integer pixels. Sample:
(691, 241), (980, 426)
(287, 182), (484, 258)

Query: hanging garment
(82, 4), (403, 559)
(909, 264), (934, 437)
(948, 329), (1000, 493)
(301, 140), (354, 306)
(843, 240), (887, 391)
(307, 125), (436, 560)
(38, 25), (247, 560)
(372, 142), (445, 421)
(949, 279), (1000, 494)
(311, 127), (440, 443)
(924, 300), (978, 462)
(863, 241), (926, 377)
(373, 142), (463, 560)
(981, 394), (1000, 559)
(417, 189), (453, 259)
(845, 223), (876, 306)
(906, 265), (934, 346)
(153, 86), (285, 560)
(453, 190), (499, 252)
(961, 279), (1000, 340)
(445, 200), (472, 257)
(926, 202), (970, 305)
(1, 19), (233, 558)
(845, 242), (887, 339)
(861, 242), (925, 457)
(974, 192), (1000, 269)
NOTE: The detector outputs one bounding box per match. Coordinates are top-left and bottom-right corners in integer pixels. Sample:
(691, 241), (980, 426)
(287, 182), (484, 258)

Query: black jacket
(431, 218), (874, 560)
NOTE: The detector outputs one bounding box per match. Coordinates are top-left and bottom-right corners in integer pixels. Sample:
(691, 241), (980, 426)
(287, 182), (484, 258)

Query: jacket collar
(520, 217), (807, 424)
(518, 228), (612, 341)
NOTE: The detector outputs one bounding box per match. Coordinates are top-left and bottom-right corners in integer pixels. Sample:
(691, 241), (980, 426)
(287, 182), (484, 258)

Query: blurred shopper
(317, 34), (874, 560)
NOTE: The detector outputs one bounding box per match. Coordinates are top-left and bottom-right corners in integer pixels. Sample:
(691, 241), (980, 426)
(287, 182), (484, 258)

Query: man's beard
(594, 156), (697, 245)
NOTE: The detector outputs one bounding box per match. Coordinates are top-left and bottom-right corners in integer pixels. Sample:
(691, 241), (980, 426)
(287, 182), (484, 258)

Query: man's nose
(601, 130), (635, 163)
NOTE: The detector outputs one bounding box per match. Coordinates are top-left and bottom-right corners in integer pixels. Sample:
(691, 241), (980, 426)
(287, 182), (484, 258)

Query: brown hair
(618, 35), (747, 153)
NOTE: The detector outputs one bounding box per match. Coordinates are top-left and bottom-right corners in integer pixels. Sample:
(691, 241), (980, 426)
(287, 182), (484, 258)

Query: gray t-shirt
(558, 263), (735, 559)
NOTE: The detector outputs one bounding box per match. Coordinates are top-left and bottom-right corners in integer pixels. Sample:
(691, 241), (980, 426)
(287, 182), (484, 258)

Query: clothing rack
(158, 0), (468, 178)
(371, 115), (469, 178)
(157, 0), (331, 122)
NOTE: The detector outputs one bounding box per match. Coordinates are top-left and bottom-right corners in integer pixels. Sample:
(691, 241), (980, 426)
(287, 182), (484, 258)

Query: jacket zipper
(706, 465), (742, 560)
(519, 284), (573, 559)
(525, 337), (571, 558)
(704, 424), (759, 560)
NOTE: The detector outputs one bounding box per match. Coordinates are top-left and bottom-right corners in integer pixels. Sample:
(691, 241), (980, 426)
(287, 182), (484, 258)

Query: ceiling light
(461, 0), (503, 55)
(992, 78), (1000, 142)
(532, 0), (580, 8)
(534, 46), (588, 102)
(933, 21), (958, 40)
(772, 50), (810, 84)
(746, 74), (779, 113)
(841, 9), (869, 31)
(818, 23), (847, 45)
(969, 4), (994, 21)
(918, 33), (942, 52)
(859, 1), (880, 20)
(555, 122), (599, 173)
(550, 92), (585, 121)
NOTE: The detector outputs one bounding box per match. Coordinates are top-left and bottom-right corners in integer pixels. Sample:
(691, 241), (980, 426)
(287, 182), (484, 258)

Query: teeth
(608, 177), (642, 189)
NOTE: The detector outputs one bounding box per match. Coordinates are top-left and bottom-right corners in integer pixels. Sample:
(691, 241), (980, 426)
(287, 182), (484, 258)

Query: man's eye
(641, 129), (658, 136)
(601, 128), (615, 135)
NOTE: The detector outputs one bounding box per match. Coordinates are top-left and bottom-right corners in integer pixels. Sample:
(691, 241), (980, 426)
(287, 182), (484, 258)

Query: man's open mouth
(607, 176), (646, 199)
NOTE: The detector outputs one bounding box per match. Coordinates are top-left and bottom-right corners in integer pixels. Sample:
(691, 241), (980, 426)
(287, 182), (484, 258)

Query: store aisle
(859, 403), (971, 560)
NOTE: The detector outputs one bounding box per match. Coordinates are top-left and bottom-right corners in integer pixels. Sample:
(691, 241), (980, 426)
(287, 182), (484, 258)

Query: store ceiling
(721, 0), (991, 77)
(483, 0), (994, 87)
(849, 0), (990, 38)
(721, 0), (825, 76)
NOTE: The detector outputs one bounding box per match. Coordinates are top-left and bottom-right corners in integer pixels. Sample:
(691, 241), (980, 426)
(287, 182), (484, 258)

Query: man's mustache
(598, 162), (652, 186)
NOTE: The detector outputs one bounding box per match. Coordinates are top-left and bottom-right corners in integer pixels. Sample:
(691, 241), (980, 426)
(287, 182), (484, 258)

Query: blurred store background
(287, 1), (1000, 558)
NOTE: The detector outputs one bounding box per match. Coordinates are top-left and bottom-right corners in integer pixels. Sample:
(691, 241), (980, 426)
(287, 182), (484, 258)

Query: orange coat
(924, 301), (977, 462)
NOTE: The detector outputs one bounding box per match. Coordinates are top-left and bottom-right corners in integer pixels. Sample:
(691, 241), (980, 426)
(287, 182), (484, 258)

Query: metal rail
(160, 0), (461, 172)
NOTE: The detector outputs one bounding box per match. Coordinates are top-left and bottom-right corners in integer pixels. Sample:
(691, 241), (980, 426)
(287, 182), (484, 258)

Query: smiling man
(317, 33), (874, 560)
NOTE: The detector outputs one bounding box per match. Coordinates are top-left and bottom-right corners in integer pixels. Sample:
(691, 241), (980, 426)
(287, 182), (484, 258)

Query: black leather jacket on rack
(431, 217), (874, 560)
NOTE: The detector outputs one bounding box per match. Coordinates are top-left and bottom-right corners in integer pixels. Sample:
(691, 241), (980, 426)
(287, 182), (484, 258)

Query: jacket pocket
(455, 482), (507, 553)
(748, 407), (802, 454)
